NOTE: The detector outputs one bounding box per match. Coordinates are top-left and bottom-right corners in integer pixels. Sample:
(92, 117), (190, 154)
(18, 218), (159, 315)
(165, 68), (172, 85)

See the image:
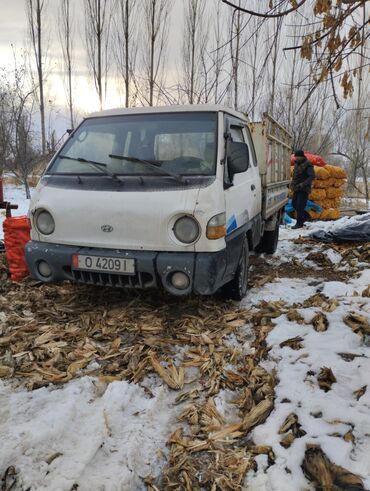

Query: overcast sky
(0, 0), (201, 135)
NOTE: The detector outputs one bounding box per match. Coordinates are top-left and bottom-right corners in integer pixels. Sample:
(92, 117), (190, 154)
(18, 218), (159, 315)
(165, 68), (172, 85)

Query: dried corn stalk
(311, 312), (329, 332)
(317, 367), (337, 392)
(150, 356), (184, 390)
(343, 313), (370, 337)
(279, 336), (304, 350)
(302, 445), (365, 490)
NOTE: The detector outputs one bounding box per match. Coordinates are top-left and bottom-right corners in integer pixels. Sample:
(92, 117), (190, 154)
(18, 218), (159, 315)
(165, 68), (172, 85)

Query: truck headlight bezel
(173, 216), (200, 244)
(35, 209), (55, 235)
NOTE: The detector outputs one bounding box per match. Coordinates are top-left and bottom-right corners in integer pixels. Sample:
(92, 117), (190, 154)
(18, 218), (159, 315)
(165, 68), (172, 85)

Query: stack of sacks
(289, 162), (347, 220)
(308, 164), (346, 220)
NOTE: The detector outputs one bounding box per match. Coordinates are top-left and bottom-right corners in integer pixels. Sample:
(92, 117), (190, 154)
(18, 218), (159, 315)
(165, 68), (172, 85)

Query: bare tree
(181, 0), (207, 104)
(0, 60), (39, 198)
(114, 0), (138, 107)
(58, 0), (75, 128)
(140, 0), (172, 106)
(26, 0), (47, 154)
(84, 0), (112, 111)
(211, 3), (228, 104)
(229, 2), (244, 110)
(0, 70), (13, 177)
(243, 12), (269, 119)
(268, 17), (283, 116)
(222, 0), (370, 106)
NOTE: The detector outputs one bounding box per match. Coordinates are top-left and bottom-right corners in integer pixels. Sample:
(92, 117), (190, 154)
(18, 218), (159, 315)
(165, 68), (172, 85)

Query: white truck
(26, 105), (292, 299)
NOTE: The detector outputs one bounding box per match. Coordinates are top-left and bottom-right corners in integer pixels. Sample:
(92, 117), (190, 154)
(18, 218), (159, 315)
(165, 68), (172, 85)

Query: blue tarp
(284, 199), (323, 224)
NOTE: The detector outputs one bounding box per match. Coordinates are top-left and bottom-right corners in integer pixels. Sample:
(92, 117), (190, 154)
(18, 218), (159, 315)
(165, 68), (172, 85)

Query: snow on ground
(0, 378), (178, 491)
(245, 240), (370, 489)
(0, 184), (33, 240)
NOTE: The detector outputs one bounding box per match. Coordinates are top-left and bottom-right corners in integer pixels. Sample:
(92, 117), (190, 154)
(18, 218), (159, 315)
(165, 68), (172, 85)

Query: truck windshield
(49, 112), (217, 177)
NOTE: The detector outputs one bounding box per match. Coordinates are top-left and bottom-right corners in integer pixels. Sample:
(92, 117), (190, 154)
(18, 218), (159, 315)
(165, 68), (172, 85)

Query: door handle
(251, 184), (256, 191)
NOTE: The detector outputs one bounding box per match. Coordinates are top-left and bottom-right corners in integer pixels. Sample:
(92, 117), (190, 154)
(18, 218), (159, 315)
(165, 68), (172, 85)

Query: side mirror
(228, 141), (249, 179)
(66, 128), (74, 135)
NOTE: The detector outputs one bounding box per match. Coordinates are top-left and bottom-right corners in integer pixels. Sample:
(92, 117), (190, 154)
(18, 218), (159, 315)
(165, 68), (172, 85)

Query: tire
(222, 237), (249, 301)
(255, 216), (280, 255)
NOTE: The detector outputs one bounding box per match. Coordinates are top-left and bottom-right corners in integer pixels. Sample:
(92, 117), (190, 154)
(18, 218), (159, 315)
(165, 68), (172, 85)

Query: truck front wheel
(222, 237), (249, 301)
(256, 215), (280, 255)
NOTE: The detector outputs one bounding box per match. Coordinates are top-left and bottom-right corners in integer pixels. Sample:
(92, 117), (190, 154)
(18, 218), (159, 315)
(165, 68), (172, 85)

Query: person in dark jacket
(291, 150), (315, 229)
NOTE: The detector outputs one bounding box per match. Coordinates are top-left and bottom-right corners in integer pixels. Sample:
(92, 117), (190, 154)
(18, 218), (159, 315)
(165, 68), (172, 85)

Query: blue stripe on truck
(226, 215), (237, 235)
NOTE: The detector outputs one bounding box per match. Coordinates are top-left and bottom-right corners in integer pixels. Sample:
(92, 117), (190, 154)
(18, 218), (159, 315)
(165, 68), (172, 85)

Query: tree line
(0, 0), (368, 201)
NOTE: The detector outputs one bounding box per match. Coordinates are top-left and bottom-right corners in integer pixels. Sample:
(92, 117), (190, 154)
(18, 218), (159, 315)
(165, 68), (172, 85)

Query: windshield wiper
(109, 154), (184, 183)
(59, 155), (124, 184)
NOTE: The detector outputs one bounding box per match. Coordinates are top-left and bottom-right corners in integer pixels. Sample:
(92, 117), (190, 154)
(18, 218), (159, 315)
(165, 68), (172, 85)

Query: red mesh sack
(290, 152), (327, 167)
(3, 216), (31, 282)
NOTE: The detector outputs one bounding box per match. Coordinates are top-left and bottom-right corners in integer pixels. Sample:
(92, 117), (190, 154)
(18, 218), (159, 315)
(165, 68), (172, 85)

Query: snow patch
(0, 378), (177, 491)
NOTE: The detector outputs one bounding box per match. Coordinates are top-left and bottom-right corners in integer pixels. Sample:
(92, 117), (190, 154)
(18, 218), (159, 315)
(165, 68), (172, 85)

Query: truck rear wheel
(256, 215), (280, 255)
(222, 237), (249, 301)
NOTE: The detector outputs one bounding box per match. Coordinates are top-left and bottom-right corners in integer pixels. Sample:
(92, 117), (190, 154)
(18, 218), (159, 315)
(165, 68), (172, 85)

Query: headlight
(173, 216), (200, 244)
(35, 210), (55, 235)
(207, 212), (226, 240)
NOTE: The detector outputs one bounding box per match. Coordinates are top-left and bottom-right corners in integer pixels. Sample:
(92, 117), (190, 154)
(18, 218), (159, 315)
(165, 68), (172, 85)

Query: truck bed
(248, 113), (292, 219)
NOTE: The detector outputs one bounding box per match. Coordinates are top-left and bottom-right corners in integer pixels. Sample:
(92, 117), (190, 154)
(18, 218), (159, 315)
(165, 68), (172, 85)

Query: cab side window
(230, 126), (245, 143)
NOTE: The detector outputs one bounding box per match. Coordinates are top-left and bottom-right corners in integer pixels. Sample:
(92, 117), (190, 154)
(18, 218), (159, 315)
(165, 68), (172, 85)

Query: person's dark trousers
(292, 190), (309, 226)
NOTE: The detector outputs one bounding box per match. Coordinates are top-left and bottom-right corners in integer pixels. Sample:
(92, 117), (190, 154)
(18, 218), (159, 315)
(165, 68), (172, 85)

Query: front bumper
(25, 241), (227, 296)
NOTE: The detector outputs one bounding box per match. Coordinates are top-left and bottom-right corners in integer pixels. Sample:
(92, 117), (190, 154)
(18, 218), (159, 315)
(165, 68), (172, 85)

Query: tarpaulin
(311, 213), (370, 243)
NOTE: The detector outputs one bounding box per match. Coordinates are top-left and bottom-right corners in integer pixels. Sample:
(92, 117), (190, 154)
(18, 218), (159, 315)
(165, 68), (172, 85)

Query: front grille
(70, 269), (155, 288)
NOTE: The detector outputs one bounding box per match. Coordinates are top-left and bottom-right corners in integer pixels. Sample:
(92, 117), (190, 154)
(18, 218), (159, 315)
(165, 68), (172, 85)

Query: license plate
(73, 254), (135, 274)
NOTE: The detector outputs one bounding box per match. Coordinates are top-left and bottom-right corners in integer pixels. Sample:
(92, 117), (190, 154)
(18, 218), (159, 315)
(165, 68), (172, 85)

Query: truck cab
(26, 105), (291, 299)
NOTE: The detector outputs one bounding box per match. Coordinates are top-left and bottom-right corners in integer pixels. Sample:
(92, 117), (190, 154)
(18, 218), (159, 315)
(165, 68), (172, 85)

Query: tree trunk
(97, 0), (103, 111)
(149, 1), (155, 106)
(24, 177), (31, 199)
(36, 0), (46, 154)
(125, 0), (130, 107)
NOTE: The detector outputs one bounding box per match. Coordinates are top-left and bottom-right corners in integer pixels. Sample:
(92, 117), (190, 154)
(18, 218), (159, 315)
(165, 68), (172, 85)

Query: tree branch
(221, 0), (307, 18)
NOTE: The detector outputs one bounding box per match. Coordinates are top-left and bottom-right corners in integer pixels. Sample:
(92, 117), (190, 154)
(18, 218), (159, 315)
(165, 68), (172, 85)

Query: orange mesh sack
(316, 198), (341, 209)
(313, 177), (340, 189)
(326, 187), (343, 199)
(314, 166), (330, 180)
(320, 209), (340, 220)
(309, 188), (326, 201)
(3, 216), (31, 282)
(333, 178), (346, 188)
(325, 165), (347, 179)
(308, 210), (322, 220)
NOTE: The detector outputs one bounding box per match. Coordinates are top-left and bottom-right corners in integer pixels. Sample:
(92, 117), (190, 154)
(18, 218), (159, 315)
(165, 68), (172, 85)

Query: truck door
(224, 117), (261, 238)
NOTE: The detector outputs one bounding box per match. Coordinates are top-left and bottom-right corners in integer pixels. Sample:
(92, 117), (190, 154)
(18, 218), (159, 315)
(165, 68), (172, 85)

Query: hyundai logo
(101, 225), (113, 233)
